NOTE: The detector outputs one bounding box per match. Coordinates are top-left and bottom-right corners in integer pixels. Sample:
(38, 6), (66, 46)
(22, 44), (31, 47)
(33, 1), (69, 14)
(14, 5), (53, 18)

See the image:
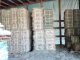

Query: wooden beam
(58, 0), (62, 46)
(1, 1), (12, 7)
(8, 0), (18, 6)
(17, 0), (29, 5)
(17, 0), (24, 4)
(54, 27), (64, 29)
(54, 20), (64, 22)
(56, 35), (65, 37)
(1, 2), (11, 7)
(0, 4), (7, 8)
(27, 0), (35, 4)
(36, 0), (40, 2)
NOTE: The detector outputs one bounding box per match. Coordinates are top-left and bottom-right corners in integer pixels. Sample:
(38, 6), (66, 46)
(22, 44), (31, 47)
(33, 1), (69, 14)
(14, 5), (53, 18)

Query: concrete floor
(0, 42), (80, 60)
(9, 47), (80, 60)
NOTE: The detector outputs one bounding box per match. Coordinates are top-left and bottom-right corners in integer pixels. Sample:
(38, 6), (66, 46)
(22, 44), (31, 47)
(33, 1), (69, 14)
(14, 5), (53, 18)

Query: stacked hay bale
(1, 7), (31, 56)
(32, 8), (45, 50)
(32, 8), (55, 50)
(73, 10), (80, 28)
(44, 10), (55, 50)
(64, 9), (80, 51)
(64, 10), (74, 48)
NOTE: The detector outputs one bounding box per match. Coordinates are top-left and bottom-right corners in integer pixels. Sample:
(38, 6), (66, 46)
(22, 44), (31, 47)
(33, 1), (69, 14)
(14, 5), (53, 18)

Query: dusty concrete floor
(9, 47), (80, 60)
(0, 42), (80, 60)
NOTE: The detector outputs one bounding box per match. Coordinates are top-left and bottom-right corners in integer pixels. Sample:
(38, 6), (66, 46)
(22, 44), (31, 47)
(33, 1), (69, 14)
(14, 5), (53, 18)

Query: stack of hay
(64, 9), (80, 51)
(44, 10), (55, 50)
(1, 7), (31, 56)
(32, 8), (45, 50)
(32, 8), (55, 50)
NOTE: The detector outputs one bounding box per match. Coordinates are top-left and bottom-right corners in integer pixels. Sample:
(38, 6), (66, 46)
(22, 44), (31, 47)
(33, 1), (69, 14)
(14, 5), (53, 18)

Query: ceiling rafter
(2, 0), (17, 6)
(1, 3), (9, 7)
(27, 0), (35, 4)
(0, 0), (50, 9)
(17, 0), (24, 3)
(8, 0), (18, 6)
(1, 1), (12, 7)
(11, 0), (23, 4)
(0, 4), (7, 8)
(17, 0), (26, 5)
(21, 0), (30, 4)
